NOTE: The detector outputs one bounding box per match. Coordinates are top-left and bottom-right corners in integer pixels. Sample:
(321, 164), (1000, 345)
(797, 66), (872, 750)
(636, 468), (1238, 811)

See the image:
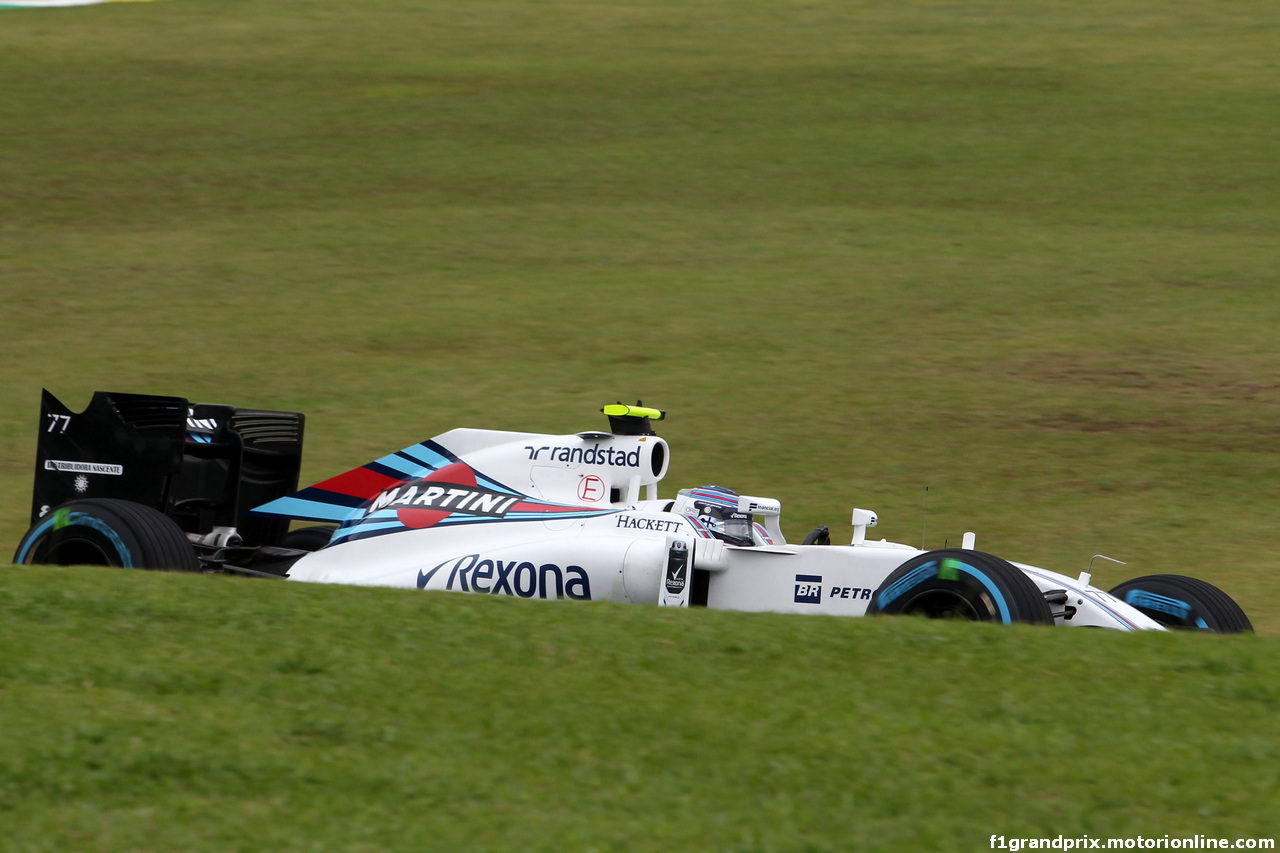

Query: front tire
(13, 498), (200, 572)
(868, 549), (1054, 625)
(1108, 574), (1252, 633)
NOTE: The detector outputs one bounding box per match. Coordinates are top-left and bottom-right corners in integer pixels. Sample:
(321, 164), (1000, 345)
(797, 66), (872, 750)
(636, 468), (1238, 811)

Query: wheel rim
(895, 588), (986, 620)
(41, 533), (119, 567)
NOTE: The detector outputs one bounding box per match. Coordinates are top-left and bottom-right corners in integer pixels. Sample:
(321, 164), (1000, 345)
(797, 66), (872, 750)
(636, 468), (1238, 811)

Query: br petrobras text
(793, 576), (873, 605)
(525, 444), (643, 467)
(794, 575), (822, 604)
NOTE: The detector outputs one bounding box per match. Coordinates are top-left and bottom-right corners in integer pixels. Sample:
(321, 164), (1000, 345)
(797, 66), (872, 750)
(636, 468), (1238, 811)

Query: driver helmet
(672, 486), (754, 546)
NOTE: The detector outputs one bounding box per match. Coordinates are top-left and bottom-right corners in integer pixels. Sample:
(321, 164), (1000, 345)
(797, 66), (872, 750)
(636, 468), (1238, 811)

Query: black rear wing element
(32, 389), (305, 547)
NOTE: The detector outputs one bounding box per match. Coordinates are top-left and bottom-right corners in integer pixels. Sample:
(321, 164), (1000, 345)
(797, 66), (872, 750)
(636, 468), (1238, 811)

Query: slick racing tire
(867, 549), (1054, 625)
(1108, 574), (1252, 633)
(13, 498), (200, 572)
(282, 525), (336, 552)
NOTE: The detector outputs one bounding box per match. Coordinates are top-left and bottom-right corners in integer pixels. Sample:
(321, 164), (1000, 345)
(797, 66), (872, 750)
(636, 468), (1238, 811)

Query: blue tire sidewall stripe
(14, 515), (58, 563)
(968, 566), (1012, 623)
(876, 558), (1013, 623)
(15, 511), (134, 568)
(1122, 589), (1193, 621)
(875, 562), (938, 609)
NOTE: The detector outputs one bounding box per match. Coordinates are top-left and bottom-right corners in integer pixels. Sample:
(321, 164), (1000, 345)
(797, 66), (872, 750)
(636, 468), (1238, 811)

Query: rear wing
(31, 389), (305, 547)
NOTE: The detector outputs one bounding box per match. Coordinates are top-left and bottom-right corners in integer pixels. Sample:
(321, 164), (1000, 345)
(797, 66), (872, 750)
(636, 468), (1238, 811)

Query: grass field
(2, 0), (1278, 846)
(3, 565), (1278, 851)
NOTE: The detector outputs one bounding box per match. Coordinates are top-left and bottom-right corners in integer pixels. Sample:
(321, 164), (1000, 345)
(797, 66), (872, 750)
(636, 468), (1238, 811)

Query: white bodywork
(270, 424), (1164, 631)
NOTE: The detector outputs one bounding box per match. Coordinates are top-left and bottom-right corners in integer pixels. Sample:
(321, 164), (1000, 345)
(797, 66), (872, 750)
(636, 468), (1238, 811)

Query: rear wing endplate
(31, 389), (305, 547)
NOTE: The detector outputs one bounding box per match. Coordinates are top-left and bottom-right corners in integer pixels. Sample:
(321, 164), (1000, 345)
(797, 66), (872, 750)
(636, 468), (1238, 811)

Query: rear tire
(13, 498), (200, 572)
(1108, 574), (1252, 633)
(868, 549), (1053, 625)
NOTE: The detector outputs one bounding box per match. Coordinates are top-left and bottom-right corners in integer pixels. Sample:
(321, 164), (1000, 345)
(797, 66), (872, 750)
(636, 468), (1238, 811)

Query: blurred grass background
(2, 2), (1279, 847)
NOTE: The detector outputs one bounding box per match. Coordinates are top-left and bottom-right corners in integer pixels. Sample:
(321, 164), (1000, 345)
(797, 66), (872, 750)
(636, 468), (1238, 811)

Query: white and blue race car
(14, 392), (1253, 632)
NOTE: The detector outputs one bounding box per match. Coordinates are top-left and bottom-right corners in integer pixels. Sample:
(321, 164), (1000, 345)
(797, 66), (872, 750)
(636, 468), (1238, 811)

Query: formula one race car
(13, 390), (1254, 632)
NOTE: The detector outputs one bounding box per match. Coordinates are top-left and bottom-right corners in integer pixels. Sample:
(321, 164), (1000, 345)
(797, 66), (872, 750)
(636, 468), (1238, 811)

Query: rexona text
(417, 553), (592, 600)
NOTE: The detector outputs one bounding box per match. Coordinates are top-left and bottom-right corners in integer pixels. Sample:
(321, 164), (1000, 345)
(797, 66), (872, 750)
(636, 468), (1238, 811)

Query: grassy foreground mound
(2, 565), (1276, 851)
(1, 0), (1277, 632)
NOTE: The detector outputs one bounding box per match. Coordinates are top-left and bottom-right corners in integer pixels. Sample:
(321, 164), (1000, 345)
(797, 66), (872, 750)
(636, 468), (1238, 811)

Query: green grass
(1, 1), (1278, 845)
(2, 565), (1278, 851)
